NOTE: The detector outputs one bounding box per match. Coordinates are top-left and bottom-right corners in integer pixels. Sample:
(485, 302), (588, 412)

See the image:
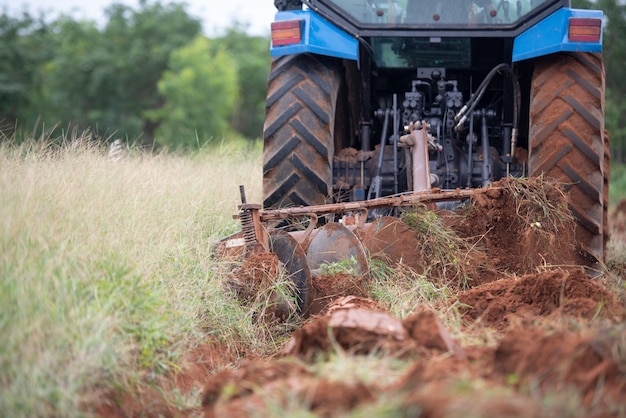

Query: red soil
(94, 182), (626, 418)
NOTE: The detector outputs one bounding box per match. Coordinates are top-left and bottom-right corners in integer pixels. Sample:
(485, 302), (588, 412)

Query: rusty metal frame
(236, 187), (480, 254)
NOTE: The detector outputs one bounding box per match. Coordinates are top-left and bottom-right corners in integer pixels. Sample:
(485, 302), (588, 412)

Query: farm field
(1, 138), (625, 417)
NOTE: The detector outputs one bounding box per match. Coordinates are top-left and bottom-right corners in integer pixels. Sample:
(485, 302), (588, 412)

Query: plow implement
(217, 187), (479, 315)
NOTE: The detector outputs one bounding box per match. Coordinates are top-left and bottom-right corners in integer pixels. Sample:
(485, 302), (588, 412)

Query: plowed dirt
(98, 178), (626, 417)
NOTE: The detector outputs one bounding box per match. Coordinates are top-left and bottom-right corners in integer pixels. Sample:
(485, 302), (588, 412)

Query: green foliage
(148, 36), (238, 149)
(36, 18), (104, 132)
(573, 0), (626, 161)
(215, 25), (271, 139)
(599, 0), (626, 162)
(594, 0), (626, 94)
(320, 256), (362, 276)
(3, 1), (202, 142)
(0, 4), (271, 145)
(607, 89), (626, 163)
(99, 1), (202, 140)
(0, 12), (54, 131)
(609, 161), (626, 205)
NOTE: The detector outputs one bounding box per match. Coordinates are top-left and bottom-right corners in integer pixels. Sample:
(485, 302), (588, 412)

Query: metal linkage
(256, 188), (478, 222)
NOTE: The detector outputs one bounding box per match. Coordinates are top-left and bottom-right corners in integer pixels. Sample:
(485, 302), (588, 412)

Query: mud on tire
(529, 52), (607, 264)
(263, 54), (343, 209)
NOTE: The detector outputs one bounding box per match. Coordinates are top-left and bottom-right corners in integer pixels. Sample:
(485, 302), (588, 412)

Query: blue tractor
(262, 0), (607, 266)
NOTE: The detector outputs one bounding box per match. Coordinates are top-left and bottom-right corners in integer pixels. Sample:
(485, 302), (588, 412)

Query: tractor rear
(224, 0), (607, 315)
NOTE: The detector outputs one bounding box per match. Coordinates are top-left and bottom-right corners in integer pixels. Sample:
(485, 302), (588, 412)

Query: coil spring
(240, 209), (257, 253)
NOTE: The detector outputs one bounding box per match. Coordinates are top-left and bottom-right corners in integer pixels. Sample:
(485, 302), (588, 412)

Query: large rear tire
(529, 52), (607, 264)
(263, 54), (343, 208)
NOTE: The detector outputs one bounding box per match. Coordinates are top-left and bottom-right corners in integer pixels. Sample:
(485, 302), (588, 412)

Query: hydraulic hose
(480, 110), (491, 187)
(454, 63), (521, 163)
(368, 109), (390, 200)
(509, 68), (521, 160)
(392, 94), (399, 195)
(455, 63), (511, 128)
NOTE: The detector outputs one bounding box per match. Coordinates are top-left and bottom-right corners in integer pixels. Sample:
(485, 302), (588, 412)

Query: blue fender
(270, 10), (359, 61)
(513, 8), (603, 62)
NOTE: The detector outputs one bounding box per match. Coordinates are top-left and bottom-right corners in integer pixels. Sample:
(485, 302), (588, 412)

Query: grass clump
(399, 205), (480, 289)
(501, 175), (575, 233)
(320, 256), (363, 276)
(368, 259), (451, 319)
(223, 252), (305, 350)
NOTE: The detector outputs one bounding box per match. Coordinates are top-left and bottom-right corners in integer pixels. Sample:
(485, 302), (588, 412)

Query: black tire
(529, 52), (607, 264)
(263, 54), (343, 209)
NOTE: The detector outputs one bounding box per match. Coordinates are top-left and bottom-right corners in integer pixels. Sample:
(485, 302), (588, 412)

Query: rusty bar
(258, 188), (480, 222)
(250, 205), (269, 253)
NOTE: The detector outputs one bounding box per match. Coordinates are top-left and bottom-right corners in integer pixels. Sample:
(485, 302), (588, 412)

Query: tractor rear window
(323, 0), (550, 26)
(371, 37), (471, 68)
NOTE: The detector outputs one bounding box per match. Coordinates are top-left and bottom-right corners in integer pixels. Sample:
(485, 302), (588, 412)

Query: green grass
(0, 136), (264, 416)
(609, 161), (626, 207)
(368, 259), (451, 319)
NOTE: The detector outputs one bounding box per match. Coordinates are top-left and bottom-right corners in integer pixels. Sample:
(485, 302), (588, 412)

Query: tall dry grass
(0, 136), (263, 416)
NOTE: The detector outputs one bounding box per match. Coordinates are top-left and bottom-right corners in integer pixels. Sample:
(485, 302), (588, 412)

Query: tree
(0, 5), (271, 145)
(596, 0), (626, 162)
(148, 36), (238, 149)
(216, 24), (271, 139)
(0, 12), (54, 135)
(36, 18), (103, 133)
(36, 1), (202, 142)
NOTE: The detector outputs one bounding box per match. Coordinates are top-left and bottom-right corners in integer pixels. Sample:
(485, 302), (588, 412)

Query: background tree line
(0, 1), (270, 149)
(0, 0), (624, 160)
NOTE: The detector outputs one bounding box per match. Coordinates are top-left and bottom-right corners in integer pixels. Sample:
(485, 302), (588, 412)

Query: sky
(4, 0), (277, 36)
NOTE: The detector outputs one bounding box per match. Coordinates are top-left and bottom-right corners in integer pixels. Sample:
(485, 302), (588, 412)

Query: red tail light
(569, 18), (602, 42)
(271, 20), (303, 47)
